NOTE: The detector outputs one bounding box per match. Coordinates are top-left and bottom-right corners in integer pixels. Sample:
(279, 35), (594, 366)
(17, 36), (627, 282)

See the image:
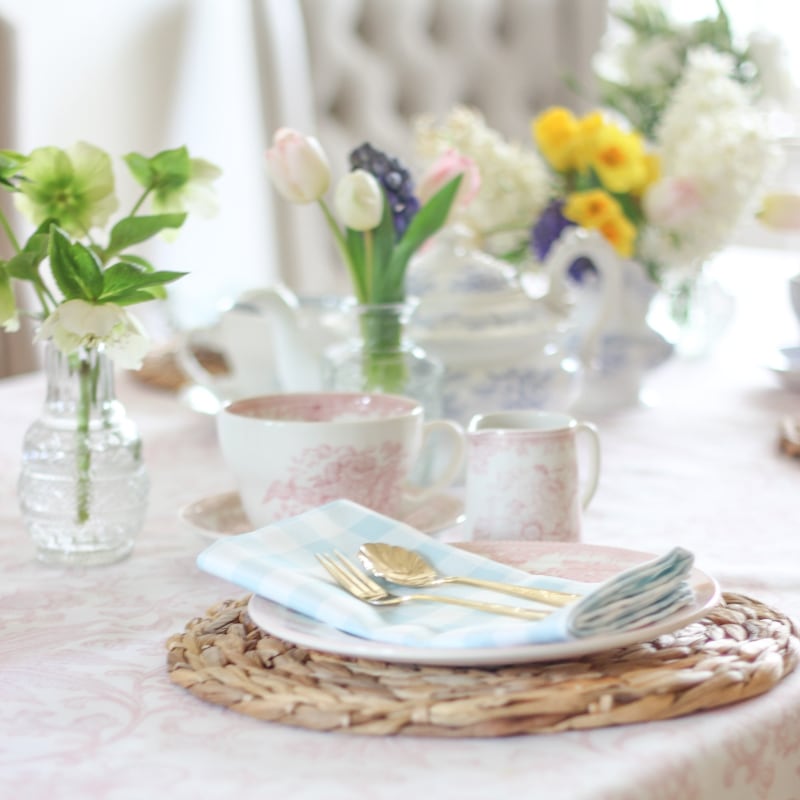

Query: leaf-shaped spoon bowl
(357, 542), (578, 607)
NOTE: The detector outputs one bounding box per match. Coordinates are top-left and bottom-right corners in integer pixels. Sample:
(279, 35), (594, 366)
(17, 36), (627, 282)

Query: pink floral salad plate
(179, 489), (465, 540)
(195, 499), (720, 667)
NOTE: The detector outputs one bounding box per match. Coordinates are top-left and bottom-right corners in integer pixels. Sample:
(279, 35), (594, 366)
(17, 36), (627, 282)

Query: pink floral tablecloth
(2, 246), (800, 800)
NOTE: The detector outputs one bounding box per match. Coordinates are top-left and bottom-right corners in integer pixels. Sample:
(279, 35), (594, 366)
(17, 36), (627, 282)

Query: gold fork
(316, 551), (550, 621)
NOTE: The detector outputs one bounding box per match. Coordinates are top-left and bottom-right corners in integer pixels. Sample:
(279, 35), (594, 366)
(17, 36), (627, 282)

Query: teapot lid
(407, 225), (550, 334)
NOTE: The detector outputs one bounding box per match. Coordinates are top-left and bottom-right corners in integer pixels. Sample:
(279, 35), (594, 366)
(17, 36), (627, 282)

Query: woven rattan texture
(166, 592), (799, 737)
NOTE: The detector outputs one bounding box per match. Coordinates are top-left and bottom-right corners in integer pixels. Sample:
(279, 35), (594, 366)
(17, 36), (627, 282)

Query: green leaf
(126, 147), (191, 193)
(369, 195), (398, 302)
(48, 226), (104, 301)
(383, 175), (462, 296)
(0, 149), (27, 187)
(118, 252), (154, 271)
(105, 213), (187, 256)
(98, 261), (186, 303)
(101, 287), (163, 306)
(5, 251), (39, 281)
(123, 153), (154, 189)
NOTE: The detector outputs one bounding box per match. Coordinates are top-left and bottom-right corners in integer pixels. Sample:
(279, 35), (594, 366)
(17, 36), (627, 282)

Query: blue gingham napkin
(196, 499), (696, 649)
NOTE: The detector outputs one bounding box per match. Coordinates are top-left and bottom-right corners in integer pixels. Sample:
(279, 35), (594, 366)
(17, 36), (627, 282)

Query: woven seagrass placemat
(132, 346), (228, 392)
(166, 591), (799, 737)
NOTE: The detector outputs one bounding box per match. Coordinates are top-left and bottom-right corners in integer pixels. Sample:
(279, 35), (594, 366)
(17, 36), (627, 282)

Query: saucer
(766, 346), (800, 391)
(179, 489), (465, 539)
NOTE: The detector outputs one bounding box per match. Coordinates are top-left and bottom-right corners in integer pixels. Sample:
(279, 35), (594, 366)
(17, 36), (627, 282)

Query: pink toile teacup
(464, 410), (601, 542)
(216, 392), (466, 527)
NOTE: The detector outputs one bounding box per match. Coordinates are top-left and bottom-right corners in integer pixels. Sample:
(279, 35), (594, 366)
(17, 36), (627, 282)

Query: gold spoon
(357, 543), (579, 607)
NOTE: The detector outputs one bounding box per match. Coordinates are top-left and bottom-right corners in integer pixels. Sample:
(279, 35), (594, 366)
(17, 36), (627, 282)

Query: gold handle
(445, 576), (579, 607)
(411, 592), (550, 620)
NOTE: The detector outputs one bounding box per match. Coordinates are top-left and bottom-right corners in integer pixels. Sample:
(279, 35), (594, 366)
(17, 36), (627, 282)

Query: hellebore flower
(15, 142), (118, 237)
(265, 128), (331, 204)
(36, 298), (150, 369)
(334, 170), (383, 231)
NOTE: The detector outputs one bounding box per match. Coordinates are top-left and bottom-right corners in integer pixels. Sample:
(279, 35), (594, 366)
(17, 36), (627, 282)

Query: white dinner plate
(246, 540), (721, 667)
(180, 489), (465, 539)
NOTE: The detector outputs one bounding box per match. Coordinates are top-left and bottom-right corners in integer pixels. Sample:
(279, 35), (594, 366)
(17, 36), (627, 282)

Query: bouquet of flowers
(0, 143), (220, 363)
(592, 0), (785, 140)
(265, 128), (463, 393)
(0, 142), (219, 534)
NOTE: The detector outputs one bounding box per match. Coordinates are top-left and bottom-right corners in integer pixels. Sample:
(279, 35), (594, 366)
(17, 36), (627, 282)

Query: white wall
(0, 0), (282, 331)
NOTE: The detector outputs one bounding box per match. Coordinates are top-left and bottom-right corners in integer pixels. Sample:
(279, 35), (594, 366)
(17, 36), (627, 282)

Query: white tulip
(334, 170), (383, 231)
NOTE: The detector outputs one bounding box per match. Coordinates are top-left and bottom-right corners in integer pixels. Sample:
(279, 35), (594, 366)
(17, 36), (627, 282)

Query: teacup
(217, 392), (466, 527)
(464, 409), (601, 542)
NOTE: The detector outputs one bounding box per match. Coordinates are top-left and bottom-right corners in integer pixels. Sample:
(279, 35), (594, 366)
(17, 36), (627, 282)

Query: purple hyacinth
(531, 198), (597, 283)
(349, 142), (419, 239)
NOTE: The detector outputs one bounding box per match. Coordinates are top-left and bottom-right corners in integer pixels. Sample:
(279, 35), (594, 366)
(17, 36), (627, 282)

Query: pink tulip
(417, 149), (481, 206)
(757, 193), (800, 230)
(265, 128), (331, 204)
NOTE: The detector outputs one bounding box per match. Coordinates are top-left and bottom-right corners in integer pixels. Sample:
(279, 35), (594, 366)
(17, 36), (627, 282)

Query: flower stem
(318, 199), (367, 301)
(75, 354), (94, 524)
(358, 304), (407, 394)
(129, 188), (152, 218)
(0, 206), (21, 253)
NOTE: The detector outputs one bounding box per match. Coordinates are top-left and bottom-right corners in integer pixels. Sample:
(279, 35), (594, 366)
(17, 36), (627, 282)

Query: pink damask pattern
(261, 440), (406, 518)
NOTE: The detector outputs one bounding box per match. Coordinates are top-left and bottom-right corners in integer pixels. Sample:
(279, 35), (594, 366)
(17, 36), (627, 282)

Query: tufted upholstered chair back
(255, 0), (608, 292)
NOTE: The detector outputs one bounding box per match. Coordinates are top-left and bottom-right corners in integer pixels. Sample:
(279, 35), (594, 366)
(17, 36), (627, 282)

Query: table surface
(2, 246), (800, 800)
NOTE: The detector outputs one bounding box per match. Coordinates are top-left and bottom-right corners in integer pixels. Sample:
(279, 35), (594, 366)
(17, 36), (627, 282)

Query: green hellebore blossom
(14, 142), (118, 237)
(152, 157), (223, 218)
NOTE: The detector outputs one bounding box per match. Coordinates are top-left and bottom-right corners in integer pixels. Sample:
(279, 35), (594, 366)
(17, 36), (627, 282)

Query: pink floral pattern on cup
(465, 411), (600, 543)
(262, 441), (405, 520)
(217, 392), (466, 527)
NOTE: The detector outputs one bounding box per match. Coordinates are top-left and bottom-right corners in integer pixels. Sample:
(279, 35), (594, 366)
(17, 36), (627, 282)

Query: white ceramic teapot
(177, 285), (353, 408)
(406, 225), (615, 423)
(543, 227), (673, 414)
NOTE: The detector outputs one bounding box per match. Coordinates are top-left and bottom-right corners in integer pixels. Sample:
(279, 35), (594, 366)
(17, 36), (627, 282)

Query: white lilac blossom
(414, 106), (550, 252)
(640, 48), (780, 278)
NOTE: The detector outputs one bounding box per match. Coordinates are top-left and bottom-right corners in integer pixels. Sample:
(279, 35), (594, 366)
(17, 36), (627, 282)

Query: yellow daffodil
(532, 107), (580, 172)
(573, 112), (606, 172)
(588, 125), (650, 194)
(563, 189), (636, 257)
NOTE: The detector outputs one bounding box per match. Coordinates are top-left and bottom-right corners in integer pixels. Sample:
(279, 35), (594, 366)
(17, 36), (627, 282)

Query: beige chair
(255, 0), (608, 291)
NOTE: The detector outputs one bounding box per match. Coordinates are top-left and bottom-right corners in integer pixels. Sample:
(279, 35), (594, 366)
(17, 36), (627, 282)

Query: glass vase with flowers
(0, 143), (220, 564)
(265, 130), (463, 414)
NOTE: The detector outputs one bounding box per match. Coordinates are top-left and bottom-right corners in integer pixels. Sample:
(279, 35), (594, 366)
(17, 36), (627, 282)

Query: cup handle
(576, 421), (601, 509)
(407, 419), (466, 499)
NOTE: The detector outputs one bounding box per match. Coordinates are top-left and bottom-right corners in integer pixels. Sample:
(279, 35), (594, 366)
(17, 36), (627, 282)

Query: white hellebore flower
(36, 299), (150, 369)
(265, 128), (331, 204)
(334, 169), (383, 231)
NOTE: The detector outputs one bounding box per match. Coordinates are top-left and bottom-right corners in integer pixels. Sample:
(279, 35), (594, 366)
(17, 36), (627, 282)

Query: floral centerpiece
(0, 142), (220, 564)
(265, 129), (463, 400)
(591, 0), (788, 141)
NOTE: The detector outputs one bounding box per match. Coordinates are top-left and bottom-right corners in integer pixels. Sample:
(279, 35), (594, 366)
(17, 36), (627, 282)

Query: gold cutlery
(316, 551), (550, 621)
(358, 543), (579, 607)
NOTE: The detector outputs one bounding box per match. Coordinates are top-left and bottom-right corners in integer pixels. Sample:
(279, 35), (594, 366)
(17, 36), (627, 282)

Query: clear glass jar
(18, 342), (149, 566)
(323, 301), (444, 417)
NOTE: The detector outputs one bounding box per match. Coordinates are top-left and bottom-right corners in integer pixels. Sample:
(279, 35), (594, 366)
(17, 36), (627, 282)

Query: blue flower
(531, 198), (598, 283)
(349, 143), (419, 239)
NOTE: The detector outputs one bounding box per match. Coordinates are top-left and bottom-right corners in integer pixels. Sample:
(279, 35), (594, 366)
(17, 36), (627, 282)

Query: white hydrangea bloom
(641, 47), (780, 278)
(414, 107), (550, 251)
